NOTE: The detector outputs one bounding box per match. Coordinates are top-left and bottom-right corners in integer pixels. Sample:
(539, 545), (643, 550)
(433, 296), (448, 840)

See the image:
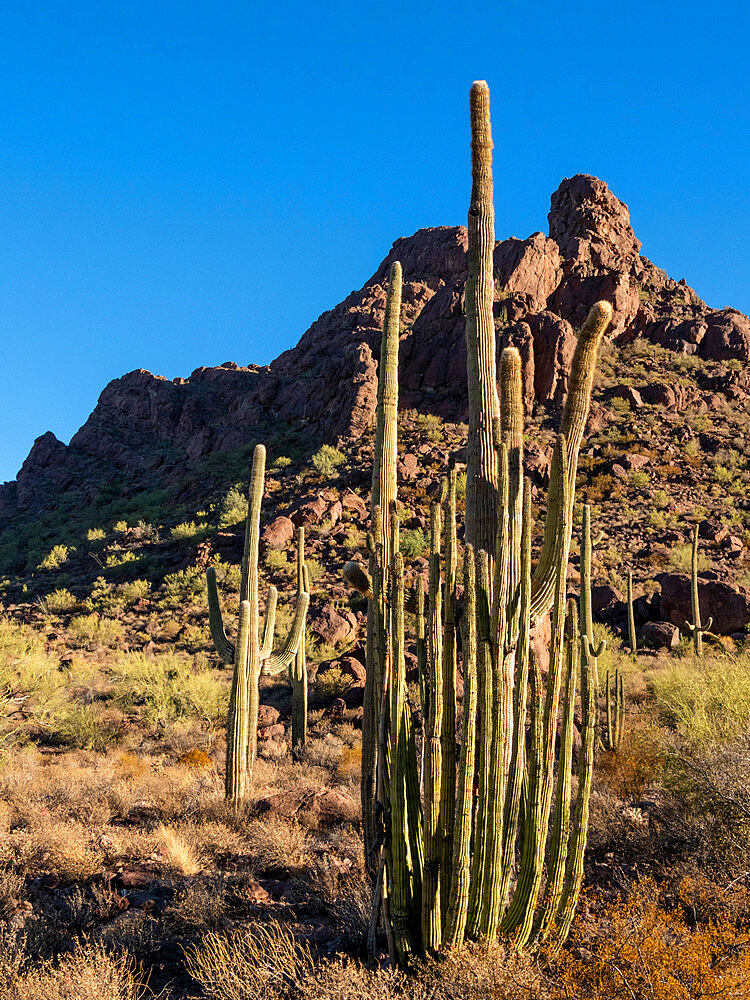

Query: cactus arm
(438, 467), (458, 926)
(258, 585), (278, 661)
(480, 442), (509, 940)
(532, 600), (579, 945)
(262, 591), (310, 675)
(466, 547), (494, 939)
(547, 625), (598, 956)
(206, 567), (236, 664)
(388, 510), (418, 965)
(422, 501), (444, 954)
(502, 434), (570, 942)
(343, 561), (374, 599)
(291, 527), (308, 761)
(580, 504), (601, 692)
(464, 80), (500, 557)
(443, 544), (478, 948)
(529, 302), (612, 624)
(688, 523), (712, 656)
(498, 479), (533, 914)
(372, 261), (402, 561)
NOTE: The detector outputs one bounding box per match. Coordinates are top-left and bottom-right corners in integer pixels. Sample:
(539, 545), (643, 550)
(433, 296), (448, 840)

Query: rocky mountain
(3, 173), (749, 518)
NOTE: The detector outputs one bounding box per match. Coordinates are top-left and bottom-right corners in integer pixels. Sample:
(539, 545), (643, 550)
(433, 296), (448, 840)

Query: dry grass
(0, 943), (148, 1000)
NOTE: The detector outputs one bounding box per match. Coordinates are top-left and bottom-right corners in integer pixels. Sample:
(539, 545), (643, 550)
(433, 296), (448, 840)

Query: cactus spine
(345, 81), (609, 966)
(685, 523), (713, 656)
(291, 527), (310, 761)
(207, 444), (310, 801)
(626, 570), (637, 655)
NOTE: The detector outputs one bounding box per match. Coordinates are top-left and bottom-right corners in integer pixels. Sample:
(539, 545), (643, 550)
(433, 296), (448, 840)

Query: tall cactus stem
(530, 302), (612, 624)
(291, 527), (308, 761)
(627, 571), (637, 656)
(443, 545), (478, 948)
(685, 523), (712, 656)
(465, 80), (499, 557)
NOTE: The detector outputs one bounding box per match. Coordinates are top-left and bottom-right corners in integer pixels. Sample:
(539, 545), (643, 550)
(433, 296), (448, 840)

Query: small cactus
(626, 570), (637, 655)
(684, 523), (713, 656)
(602, 664), (625, 751)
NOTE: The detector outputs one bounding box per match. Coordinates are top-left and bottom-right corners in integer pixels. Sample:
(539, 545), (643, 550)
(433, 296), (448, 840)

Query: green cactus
(580, 504), (606, 693)
(344, 81), (609, 966)
(206, 444), (310, 802)
(685, 522), (713, 656)
(601, 663), (625, 751)
(626, 570), (638, 655)
(291, 527), (310, 761)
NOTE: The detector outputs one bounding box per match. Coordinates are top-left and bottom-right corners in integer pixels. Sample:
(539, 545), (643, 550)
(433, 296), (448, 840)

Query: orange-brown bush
(595, 722), (663, 801)
(551, 877), (750, 1000)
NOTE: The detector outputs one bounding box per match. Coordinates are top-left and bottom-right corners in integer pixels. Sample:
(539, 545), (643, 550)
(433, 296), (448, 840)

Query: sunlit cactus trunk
(291, 527), (310, 762)
(626, 570), (637, 655)
(685, 522), (712, 655)
(206, 444), (309, 802)
(465, 80), (500, 557)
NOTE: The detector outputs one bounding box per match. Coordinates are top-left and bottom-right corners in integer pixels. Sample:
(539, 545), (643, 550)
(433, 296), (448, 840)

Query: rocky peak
(548, 174), (642, 263)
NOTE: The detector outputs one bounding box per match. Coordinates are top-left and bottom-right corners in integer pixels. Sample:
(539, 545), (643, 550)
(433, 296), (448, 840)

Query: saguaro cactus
(207, 444), (310, 802)
(602, 665), (625, 751)
(580, 504), (606, 693)
(291, 527), (310, 761)
(685, 523), (712, 656)
(626, 570), (637, 655)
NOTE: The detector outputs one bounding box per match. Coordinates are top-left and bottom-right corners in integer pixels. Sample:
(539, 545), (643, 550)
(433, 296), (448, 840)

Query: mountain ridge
(3, 173), (749, 519)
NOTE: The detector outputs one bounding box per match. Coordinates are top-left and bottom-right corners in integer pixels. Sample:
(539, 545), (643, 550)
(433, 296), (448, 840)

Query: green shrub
(67, 613), (124, 648)
(42, 588), (78, 613)
(265, 550), (289, 572)
(217, 486), (248, 528)
(86, 527), (106, 543)
(171, 521), (210, 542)
(112, 520), (129, 534)
(112, 651), (226, 728)
(650, 650), (750, 746)
(38, 544), (72, 571)
(668, 542), (709, 574)
(312, 445), (346, 478)
(401, 528), (428, 558)
(46, 704), (119, 751)
(274, 456), (292, 468)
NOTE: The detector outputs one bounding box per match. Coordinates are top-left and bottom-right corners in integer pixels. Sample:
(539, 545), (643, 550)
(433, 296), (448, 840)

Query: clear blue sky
(1, 2), (748, 483)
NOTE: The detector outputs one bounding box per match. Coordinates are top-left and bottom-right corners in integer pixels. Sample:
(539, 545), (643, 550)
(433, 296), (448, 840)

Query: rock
(641, 621), (680, 650)
(699, 309), (750, 361)
(591, 585), (624, 616)
(255, 787), (358, 827)
(343, 683), (365, 708)
(261, 515), (294, 549)
(721, 534), (744, 556)
(658, 573), (750, 635)
(397, 453), (419, 481)
(257, 705), (280, 728)
(341, 490), (367, 518)
(338, 656), (366, 684)
(258, 723), (285, 741)
(612, 385), (643, 408)
(290, 497), (329, 528)
(699, 519), (729, 543)
(308, 605), (358, 646)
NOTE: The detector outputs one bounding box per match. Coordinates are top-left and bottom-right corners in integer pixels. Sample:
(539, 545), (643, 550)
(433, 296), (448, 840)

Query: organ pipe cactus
(344, 80), (610, 967)
(685, 522), (712, 656)
(291, 527), (310, 761)
(206, 444), (310, 802)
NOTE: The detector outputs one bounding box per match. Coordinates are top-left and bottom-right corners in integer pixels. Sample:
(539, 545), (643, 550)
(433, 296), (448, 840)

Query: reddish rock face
(658, 573), (750, 635)
(3, 173), (748, 517)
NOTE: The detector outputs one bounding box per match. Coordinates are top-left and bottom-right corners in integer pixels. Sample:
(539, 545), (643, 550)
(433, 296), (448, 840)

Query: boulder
(261, 515), (294, 549)
(641, 621), (680, 650)
(308, 605), (358, 646)
(658, 573), (750, 635)
(255, 787), (358, 827)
